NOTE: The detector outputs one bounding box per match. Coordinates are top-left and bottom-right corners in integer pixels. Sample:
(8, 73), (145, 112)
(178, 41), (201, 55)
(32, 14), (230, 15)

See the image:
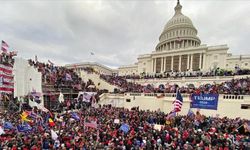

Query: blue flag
(71, 112), (80, 121)
(187, 109), (195, 117)
(120, 123), (130, 133)
(3, 122), (13, 129)
(166, 111), (176, 120)
(17, 123), (32, 132)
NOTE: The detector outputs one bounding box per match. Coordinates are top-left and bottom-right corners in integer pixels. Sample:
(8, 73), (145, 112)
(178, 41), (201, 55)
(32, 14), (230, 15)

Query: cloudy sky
(0, 0), (249, 68)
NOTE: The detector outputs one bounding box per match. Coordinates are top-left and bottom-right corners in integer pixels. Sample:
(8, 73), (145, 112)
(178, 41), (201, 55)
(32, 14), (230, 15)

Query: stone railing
(100, 92), (249, 102)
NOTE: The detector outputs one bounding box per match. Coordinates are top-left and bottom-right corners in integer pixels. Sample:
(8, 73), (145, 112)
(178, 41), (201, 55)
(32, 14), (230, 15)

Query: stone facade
(65, 62), (118, 75)
(118, 0), (250, 76)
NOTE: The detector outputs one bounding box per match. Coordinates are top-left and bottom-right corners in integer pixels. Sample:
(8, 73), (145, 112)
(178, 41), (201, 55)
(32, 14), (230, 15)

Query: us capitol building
(118, 0), (250, 76)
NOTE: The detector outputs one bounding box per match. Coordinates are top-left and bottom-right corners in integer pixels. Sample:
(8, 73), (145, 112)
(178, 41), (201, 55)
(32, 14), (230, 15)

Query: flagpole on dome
(90, 51), (95, 63)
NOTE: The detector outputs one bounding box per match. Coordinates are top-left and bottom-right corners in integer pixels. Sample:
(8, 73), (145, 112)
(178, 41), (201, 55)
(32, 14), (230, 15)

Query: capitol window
(245, 63), (248, 66)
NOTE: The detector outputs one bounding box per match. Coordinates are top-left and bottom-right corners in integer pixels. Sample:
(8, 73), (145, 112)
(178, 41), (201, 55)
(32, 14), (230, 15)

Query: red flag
(49, 118), (55, 127)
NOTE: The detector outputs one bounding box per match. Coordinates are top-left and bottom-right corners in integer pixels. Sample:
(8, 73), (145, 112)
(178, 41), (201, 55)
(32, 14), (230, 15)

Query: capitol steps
(80, 71), (120, 92)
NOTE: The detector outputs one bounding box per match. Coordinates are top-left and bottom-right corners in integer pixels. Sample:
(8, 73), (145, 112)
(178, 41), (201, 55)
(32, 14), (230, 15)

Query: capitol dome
(156, 0), (201, 51)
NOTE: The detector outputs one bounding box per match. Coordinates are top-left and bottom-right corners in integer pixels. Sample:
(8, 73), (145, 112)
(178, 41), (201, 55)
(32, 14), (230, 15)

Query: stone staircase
(80, 71), (120, 92)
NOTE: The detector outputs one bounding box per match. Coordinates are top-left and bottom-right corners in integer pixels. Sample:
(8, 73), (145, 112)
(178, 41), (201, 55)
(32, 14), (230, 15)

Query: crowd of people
(0, 105), (249, 149)
(0, 52), (16, 66)
(100, 74), (144, 93)
(28, 59), (97, 92)
(100, 73), (250, 95)
(122, 68), (250, 80)
(145, 78), (250, 95)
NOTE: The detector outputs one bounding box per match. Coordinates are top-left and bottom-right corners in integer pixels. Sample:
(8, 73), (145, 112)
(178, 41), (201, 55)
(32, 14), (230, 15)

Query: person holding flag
(172, 88), (183, 113)
(166, 88), (183, 122)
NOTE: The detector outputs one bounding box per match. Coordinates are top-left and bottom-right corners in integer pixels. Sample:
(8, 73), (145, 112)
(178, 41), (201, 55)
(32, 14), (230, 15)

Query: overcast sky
(0, 0), (249, 68)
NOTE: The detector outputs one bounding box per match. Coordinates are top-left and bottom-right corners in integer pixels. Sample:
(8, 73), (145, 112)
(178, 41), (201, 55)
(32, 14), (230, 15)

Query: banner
(77, 92), (96, 103)
(190, 94), (219, 110)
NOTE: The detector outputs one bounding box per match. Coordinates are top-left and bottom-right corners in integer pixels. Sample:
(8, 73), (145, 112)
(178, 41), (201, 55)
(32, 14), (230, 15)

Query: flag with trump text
(172, 90), (183, 112)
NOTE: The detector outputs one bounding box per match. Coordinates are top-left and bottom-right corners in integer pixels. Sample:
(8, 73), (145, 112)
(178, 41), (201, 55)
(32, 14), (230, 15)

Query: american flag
(0, 64), (14, 93)
(172, 90), (183, 112)
(1, 40), (9, 53)
(84, 120), (97, 129)
(48, 60), (54, 65)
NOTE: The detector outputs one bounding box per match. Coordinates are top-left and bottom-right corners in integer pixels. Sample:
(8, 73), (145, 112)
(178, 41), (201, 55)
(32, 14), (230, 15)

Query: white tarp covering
(13, 57), (43, 105)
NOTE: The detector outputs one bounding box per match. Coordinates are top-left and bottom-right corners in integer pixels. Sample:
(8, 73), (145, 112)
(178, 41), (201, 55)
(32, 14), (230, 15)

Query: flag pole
(176, 87), (179, 116)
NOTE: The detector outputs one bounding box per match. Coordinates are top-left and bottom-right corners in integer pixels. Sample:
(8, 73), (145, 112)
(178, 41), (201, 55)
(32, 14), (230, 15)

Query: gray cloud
(0, 0), (249, 68)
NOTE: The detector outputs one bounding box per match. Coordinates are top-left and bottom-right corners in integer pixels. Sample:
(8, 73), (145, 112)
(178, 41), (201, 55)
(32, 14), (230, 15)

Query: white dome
(164, 14), (194, 32)
(156, 0), (201, 51)
(163, 1), (195, 33)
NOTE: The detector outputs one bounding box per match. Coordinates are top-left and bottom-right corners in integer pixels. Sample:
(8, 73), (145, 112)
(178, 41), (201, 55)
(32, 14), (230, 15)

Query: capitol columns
(162, 57), (166, 73)
(171, 56), (174, 71)
(203, 53), (206, 70)
(187, 54), (190, 70)
(199, 53), (202, 70)
(178, 55), (182, 71)
(152, 58), (155, 73)
(161, 57), (164, 73)
(190, 54), (193, 71)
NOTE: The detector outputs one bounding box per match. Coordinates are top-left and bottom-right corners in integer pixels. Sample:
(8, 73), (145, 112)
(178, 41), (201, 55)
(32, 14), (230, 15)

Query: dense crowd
(100, 74), (143, 93)
(123, 68), (250, 80)
(0, 105), (249, 149)
(28, 59), (97, 92)
(100, 74), (250, 95)
(0, 52), (15, 66)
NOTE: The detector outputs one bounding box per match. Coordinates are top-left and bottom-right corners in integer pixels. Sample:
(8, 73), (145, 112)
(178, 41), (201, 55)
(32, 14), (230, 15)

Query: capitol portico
(118, 0), (250, 76)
